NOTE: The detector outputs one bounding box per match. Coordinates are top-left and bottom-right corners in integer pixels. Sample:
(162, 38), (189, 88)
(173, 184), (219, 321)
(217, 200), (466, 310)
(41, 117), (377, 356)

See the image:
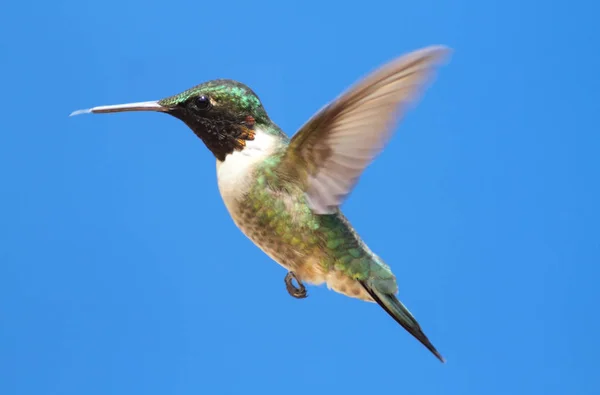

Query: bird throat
(172, 112), (257, 161)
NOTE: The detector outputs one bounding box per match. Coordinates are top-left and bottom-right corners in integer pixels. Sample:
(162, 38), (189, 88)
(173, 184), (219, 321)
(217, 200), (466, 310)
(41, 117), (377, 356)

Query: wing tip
(413, 45), (454, 66)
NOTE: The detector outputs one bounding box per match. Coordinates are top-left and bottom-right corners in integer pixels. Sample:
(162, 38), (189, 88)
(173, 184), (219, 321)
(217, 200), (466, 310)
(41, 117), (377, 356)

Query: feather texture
(279, 46), (451, 214)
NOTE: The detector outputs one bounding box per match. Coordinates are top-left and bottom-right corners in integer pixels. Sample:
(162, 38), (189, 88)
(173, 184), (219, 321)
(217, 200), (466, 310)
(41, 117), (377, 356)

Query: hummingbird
(71, 45), (450, 363)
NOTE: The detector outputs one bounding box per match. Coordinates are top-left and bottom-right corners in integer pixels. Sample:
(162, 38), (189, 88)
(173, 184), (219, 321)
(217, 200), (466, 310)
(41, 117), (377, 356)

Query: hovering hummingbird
(71, 45), (451, 362)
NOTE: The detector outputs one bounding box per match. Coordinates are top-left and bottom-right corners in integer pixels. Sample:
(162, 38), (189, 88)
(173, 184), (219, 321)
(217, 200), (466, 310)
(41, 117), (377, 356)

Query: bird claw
(285, 271), (308, 299)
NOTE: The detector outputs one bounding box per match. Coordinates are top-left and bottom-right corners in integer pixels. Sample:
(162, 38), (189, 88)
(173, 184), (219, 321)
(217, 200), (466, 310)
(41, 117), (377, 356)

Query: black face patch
(168, 99), (256, 161)
(158, 79), (271, 161)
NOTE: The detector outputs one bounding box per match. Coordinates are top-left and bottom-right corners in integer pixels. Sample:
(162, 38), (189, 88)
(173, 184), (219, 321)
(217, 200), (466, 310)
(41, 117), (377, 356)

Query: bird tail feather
(361, 281), (445, 363)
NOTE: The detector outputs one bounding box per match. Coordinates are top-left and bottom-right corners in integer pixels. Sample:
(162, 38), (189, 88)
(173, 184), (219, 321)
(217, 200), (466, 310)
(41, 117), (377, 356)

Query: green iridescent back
(233, 145), (397, 294)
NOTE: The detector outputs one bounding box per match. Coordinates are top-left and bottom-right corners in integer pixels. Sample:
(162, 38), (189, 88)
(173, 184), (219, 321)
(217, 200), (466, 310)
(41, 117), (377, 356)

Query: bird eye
(196, 95), (211, 110)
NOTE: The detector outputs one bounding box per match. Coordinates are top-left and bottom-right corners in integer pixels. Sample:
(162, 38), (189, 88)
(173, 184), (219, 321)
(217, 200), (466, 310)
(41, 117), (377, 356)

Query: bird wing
(277, 46), (450, 214)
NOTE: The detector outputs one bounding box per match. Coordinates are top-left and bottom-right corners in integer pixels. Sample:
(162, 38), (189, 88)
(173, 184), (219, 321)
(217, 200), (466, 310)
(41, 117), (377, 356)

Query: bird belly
(228, 204), (374, 302)
(230, 208), (329, 285)
(216, 136), (378, 302)
(325, 271), (374, 301)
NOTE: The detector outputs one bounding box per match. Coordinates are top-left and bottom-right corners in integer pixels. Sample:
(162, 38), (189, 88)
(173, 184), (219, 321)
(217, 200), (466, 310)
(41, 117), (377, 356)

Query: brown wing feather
(278, 46), (451, 214)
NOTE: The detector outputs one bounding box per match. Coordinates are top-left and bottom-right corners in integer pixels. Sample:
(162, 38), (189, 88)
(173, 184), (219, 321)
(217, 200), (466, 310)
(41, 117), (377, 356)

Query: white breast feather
(216, 128), (278, 212)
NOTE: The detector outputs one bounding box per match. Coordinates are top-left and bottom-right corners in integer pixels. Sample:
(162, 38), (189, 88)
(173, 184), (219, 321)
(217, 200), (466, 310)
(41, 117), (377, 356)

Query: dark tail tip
(360, 281), (446, 363)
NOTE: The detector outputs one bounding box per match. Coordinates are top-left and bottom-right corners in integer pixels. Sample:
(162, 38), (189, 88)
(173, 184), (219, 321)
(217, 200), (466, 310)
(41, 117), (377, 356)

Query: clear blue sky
(1, 1), (599, 394)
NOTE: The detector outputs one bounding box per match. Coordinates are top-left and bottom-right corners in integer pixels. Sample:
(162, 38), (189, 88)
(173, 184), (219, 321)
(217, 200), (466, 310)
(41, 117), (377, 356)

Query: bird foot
(285, 271), (308, 299)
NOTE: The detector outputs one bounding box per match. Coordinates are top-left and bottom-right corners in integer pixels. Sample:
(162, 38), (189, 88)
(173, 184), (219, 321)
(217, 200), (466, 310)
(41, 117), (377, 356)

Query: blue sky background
(1, 1), (599, 394)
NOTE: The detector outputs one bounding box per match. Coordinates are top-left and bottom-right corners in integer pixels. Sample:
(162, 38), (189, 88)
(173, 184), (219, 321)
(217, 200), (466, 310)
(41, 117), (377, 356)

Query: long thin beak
(69, 100), (169, 117)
